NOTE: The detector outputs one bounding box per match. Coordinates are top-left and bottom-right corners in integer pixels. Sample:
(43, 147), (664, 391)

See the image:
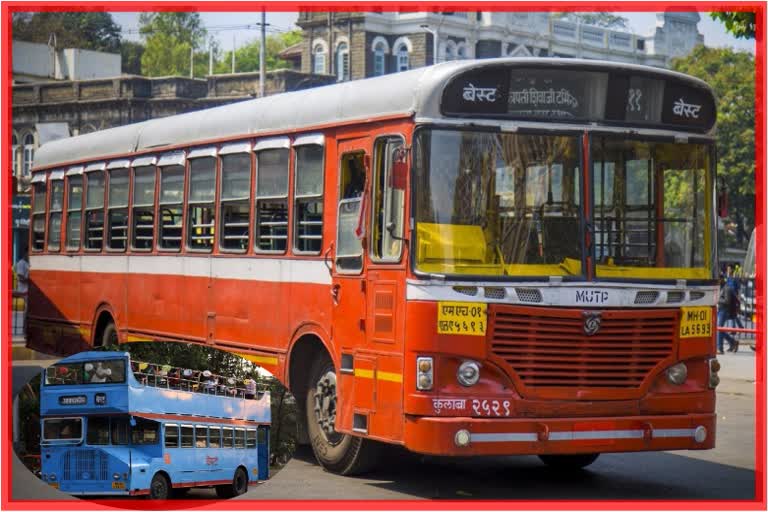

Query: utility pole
(232, 33), (236, 73)
(259, 10), (266, 97)
(209, 36), (214, 76)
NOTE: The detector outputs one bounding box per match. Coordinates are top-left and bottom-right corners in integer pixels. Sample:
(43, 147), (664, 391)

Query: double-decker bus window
(111, 418), (130, 445)
(159, 165), (185, 251)
(132, 419), (160, 445)
(47, 176), (64, 251)
(220, 152), (252, 252)
(371, 138), (405, 262)
(255, 148), (289, 253)
(85, 170), (105, 251)
(164, 424), (179, 448)
(336, 153), (366, 273)
(413, 129), (582, 277)
(195, 425), (209, 447)
(222, 427), (234, 448)
(66, 174), (83, 250)
(180, 425), (194, 447)
(87, 417), (110, 445)
(31, 178), (46, 251)
(132, 166), (156, 251)
(592, 137), (711, 278)
(235, 428), (246, 448)
(46, 363), (82, 385)
(294, 144), (324, 254)
(246, 429), (257, 448)
(209, 426), (221, 448)
(188, 156), (216, 252)
(42, 418), (82, 441)
(107, 169), (129, 251)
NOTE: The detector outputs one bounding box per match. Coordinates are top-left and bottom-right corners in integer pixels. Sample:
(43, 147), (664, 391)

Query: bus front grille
(489, 305), (675, 390)
(62, 450), (109, 481)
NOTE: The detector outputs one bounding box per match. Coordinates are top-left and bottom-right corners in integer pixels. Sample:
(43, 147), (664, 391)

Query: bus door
(257, 426), (269, 480)
(332, 138), (374, 433)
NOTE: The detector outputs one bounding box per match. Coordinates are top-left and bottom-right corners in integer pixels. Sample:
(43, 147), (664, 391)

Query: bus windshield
(42, 418), (83, 442)
(45, 359), (127, 386)
(413, 128), (583, 277)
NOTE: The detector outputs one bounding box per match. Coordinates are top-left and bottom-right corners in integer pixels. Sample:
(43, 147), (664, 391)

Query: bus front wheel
(149, 473), (170, 500)
(538, 453), (600, 470)
(306, 354), (380, 475)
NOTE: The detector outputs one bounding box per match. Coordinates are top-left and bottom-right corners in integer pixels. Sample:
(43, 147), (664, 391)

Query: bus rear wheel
(149, 473), (170, 500)
(538, 453), (600, 470)
(216, 467), (248, 498)
(306, 354), (380, 475)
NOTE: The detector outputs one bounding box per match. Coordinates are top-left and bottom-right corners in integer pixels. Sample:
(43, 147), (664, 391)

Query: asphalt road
(11, 352), (759, 502)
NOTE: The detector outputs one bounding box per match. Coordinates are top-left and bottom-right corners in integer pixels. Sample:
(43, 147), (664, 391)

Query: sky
(111, 10), (756, 54)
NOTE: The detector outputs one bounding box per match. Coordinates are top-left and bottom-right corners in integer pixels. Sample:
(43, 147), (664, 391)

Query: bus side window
(159, 165), (185, 251)
(107, 168), (129, 251)
(222, 427), (234, 448)
(235, 428), (246, 449)
(31, 178), (47, 251)
(246, 429), (257, 449)
(293, 143), (324, 254)
(254, 147), (289, 253)
(47, 176), (64, 252)
(132, 165), (156, 251)
(180, 425), (194, 448)
(195, 425), (209, 448)
(164, 424), (179, 448)
(371, 138), (405, 262)
(188, 155), (216, 252)
(220, 152), (252, 252)
(335, 152), (366, 273)
(209, 426), (221, 448)
(85, 169), (105, 251)
(66, 174), (83, 251)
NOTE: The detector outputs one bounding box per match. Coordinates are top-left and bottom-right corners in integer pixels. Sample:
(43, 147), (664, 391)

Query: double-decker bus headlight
(416, 357), (433, 391)
(457, 361), (481, 387)
(113, 473), (121, 480)
(666, 363), (688, 385)
(48, 474), (56, 482)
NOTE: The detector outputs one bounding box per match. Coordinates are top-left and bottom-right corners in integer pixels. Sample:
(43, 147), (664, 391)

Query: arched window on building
(396, 44), (409, 72)
(11, 133), (18, 178)
(336, 42), (349, 81)
(373, 41), (386, 76)
(22, 132), (35, 179)
(444, 43), (455, 62)
(457, 45), (467, 60)
(313, 43), (326, 74)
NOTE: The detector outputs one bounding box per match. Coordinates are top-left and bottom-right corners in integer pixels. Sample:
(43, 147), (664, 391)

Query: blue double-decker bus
(39, 351), (270, 499)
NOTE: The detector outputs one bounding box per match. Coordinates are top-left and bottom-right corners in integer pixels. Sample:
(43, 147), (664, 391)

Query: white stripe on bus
(470, 428), (697, 443)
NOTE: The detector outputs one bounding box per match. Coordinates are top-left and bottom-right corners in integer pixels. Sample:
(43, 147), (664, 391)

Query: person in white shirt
(14, 250), (29, 293)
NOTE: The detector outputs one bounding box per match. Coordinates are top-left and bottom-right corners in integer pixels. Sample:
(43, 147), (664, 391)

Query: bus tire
(216, 467), (248, 498)
(306, 354), (380, 475)
(101, 322), (118, 348)
(538, 453), (600, 470)
(149, 473), (171, 500)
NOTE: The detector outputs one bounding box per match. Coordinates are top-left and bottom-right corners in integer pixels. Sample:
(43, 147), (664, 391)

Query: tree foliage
(552, 12), (629, 29)
(12, 12), (121, 53)
(671, 45), (755, 239)
(121, 41), (145, 75)
(139, 12), (207, 77)
(215, 30), (302, 74)
(710, 12), (756, 39)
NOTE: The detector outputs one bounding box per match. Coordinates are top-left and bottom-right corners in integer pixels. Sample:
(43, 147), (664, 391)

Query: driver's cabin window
(371, 137), (405, 262)
(336, 152), (366, 273)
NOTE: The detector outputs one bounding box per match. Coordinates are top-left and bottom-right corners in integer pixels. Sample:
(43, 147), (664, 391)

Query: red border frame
(2, 1), (765, 510)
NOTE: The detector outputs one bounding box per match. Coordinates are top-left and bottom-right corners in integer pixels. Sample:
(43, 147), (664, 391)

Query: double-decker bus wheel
(149, 473), (170, 499)
(306, 354), (380, 475)
(538, 453), (600, 470)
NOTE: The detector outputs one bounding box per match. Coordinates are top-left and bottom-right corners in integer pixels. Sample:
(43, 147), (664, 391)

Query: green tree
(139, 12), (206, 77)
(121, 41), (145, 75)
(710, 12), (756, 39)
(215, 30), (302, 74)
(12, 12), (121, 53)
(671, 45), (755, 240)
(552, 12), (629, 29)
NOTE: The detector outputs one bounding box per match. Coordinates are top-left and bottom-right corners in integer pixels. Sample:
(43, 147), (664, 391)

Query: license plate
(679, 307), (712, 338)
(437, 302), (487, 335)
(112, 481), (126, 490)
(48, 482), (59, 489)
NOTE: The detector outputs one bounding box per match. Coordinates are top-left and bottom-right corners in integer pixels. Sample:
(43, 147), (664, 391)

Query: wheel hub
(312, 370), (341, 444)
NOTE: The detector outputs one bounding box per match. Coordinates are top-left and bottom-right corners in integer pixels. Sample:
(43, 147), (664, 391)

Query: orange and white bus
(28, 59), (721, 475)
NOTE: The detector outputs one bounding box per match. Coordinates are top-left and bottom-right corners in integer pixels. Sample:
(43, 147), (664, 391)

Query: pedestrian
(14, 249), (29, 293)
(717, 265), (739, 354)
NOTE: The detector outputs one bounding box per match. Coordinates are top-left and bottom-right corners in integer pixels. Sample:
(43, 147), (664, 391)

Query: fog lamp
(694, 425), (707, 443)
(666, 363), (688, 385)
(455, 429), (471, 447)
(457, 361), (481, 387)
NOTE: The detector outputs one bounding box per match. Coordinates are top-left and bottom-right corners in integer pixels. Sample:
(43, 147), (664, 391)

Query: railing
(131, 361), (265, 399)
(12, 291), (26, 338)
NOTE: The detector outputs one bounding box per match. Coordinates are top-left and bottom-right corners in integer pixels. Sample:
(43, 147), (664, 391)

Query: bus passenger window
(188, 156), (216, 252)
(85, 170), (105, 250)
(246, 429), (257, 449)
(159, 165), (184, 251)
(107, 168), (129, 251)
(180, 425), (194, 448)
(195, 425), (209, 448)
(371, 138), (405, 262)
(222, 427), (234, 448)
(220, 152), (251, 252)
(111, 418), (129, 445)
(235, 428), (246, 449)
(164, 424), (179, 448)
(131, 419), (159, 445)
(209, 427), (221, 448)
(255, 148), (289, 253)
(66, 175), (83, 250)
(132, 166), (156, 251)
(47, 177), (64, 252)
(294, 144), (324, 254)
(87, 417), (110, 445)
(31, 180), (46, 251)
(335, 152), (366, 273)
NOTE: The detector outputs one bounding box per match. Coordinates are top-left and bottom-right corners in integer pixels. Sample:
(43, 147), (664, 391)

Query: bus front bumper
(403, 413), (715, 456)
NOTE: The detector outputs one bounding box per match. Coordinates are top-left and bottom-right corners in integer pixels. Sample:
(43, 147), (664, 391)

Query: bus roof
(32, 58), (715, 171)
(54, 350), (128, 362)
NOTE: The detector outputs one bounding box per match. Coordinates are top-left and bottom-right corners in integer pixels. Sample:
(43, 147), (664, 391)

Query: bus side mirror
(717, 177), (728, 218)
(390, 147), (408, 191)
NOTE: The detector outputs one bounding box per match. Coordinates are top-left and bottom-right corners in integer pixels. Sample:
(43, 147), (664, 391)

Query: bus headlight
(457, 361), (481, 387)
(48, 474), (56, 482)
(666, 363), (688, 385)
(416, 357), (433, 391)
(708, 358), (720, 389)
(113, 473), (121, 480)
